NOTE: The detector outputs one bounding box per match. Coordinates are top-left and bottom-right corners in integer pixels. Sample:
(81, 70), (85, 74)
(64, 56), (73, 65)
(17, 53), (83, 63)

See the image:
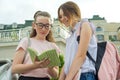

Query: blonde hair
(30, 11), (55, 42)
(58, 1), (81, 26)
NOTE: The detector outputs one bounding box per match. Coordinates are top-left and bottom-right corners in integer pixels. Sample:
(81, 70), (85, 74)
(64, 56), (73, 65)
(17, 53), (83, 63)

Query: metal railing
(0, 28), (30, 43)
(0, 26), (69, 44)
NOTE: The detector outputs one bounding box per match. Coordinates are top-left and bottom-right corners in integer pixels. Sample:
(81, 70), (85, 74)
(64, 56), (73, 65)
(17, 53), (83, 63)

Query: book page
(27, 47), (38, 62)
(27, 47), (61, 67)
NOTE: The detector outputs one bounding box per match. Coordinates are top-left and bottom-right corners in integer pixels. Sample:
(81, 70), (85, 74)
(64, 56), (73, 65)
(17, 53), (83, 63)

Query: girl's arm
(59, 66), (66, 80)
(12, 48), (50, 74)
(48, 66), (59, 79)
(65, 22), (92, 80)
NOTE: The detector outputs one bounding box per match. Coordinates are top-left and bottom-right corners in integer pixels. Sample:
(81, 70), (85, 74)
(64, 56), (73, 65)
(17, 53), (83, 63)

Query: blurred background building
(0, 15), (120, 60)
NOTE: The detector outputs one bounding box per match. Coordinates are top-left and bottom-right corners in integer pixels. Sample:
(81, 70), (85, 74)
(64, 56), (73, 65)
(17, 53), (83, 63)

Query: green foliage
(50, 54), (64, 80)
(59, 54), (64, 68)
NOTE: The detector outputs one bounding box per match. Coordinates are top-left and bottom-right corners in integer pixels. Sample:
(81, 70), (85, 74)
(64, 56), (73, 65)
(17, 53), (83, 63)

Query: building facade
(0, 19), (69, 60)
(89, 15), (120, 51)
(0, 15), (120, 60)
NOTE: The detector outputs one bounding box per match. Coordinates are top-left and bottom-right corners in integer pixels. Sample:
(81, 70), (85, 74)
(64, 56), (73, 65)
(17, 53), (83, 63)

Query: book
(27, 47), (61, 67)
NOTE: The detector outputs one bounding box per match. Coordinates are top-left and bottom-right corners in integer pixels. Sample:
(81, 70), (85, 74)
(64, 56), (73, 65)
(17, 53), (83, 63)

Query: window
(109, 35), (117, 41)
(117, 27), (120, 31)
(97, 35), (104, 41)
(96, 27), (103, 31)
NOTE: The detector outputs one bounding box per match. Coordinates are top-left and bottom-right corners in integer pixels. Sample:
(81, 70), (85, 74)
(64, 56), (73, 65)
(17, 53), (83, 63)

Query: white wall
(0, 45), (17, 60)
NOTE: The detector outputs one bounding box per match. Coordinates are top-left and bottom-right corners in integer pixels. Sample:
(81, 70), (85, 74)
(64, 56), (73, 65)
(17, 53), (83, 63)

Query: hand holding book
(34, 57), (50, 68)
(27, 47), (61, 67)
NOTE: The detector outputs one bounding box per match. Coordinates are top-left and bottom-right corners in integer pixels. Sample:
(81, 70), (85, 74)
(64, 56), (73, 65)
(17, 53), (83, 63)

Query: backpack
(88, 41), (120, 80)
(77, 21), (120, 80)
(77, 36), (120, 80)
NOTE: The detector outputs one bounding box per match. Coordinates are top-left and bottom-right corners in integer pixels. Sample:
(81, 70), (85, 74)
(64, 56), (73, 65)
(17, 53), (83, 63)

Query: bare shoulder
(50, 42), (61, 53)
(51, 42), (58, 47)
(82, 21), (91, 28)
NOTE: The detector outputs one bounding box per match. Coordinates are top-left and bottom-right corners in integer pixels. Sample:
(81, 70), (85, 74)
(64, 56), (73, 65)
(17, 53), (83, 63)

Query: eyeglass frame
(35, 22), (52, 30)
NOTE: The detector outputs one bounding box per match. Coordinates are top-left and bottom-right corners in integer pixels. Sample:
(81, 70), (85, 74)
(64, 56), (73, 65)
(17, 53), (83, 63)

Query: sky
(0, 0), (120, 24)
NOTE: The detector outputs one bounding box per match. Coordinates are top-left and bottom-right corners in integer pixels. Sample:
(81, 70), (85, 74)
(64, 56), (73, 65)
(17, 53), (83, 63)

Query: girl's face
(59, 9), (69, 27)
(33, 16), (51, 40)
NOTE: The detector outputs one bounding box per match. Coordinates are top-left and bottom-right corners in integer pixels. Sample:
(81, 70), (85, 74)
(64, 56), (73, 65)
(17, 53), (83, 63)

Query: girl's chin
(64, 24), (69, 27)
(39, 34), (46, 38)
(66, 25), (70, 27)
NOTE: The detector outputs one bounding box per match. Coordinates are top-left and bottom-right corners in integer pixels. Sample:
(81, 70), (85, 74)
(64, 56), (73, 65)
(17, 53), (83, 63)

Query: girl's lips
(40, 32), (46, 35)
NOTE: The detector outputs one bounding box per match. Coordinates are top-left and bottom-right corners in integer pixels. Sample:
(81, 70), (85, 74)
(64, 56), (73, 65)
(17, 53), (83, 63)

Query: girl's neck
(71, 17), (80, 27)
(71, 20), (79, 29)
(34, 36), (46, 41)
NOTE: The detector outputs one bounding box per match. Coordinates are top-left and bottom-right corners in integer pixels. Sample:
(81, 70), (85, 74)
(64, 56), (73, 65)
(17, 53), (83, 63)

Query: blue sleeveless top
(64, 19), (97, 74)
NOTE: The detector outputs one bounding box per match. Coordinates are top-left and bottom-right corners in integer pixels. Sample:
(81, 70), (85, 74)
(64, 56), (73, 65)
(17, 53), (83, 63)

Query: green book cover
(27, 47), (61, 67)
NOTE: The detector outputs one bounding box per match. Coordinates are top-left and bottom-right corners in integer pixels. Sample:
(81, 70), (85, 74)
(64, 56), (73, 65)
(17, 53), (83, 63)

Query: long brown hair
(30, 11), (55, 42)
(58, 1), (81, 26)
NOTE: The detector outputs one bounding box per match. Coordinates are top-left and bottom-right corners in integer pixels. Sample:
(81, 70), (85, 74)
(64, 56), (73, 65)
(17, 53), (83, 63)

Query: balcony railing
(0, 26), (70, 46)
(0, 28), (31, 43)
(52, 27), (70, 39)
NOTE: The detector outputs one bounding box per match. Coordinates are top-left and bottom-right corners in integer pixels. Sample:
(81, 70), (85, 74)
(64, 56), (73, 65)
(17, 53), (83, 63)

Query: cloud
(0, 0), (120, 24)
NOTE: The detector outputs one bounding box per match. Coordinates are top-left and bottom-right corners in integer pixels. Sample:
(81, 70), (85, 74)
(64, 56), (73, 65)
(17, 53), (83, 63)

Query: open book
(27, 47), (61, 67)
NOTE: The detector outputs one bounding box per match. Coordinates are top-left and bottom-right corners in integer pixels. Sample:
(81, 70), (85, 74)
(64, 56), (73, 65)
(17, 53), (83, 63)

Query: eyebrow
(36, 22), (50, 25)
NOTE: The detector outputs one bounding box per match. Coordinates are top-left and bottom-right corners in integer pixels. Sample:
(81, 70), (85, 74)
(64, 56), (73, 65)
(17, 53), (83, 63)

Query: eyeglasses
(35, 23), (51, 30)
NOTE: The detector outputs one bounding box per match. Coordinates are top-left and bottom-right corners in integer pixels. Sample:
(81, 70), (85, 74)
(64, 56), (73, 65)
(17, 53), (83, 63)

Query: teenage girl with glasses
(12, 11), (61, 80)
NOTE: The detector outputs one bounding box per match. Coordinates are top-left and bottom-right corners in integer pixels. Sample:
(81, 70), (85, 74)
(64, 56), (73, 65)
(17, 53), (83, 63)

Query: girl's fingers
(39, 58), (50, 68)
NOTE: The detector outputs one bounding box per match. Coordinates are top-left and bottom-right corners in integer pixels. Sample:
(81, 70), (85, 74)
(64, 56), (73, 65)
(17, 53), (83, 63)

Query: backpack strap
(87, 52), (96, 63)
(77, 36), (96, 63)
(96, 42), (107, 71)
(22, 37), (31, 63)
